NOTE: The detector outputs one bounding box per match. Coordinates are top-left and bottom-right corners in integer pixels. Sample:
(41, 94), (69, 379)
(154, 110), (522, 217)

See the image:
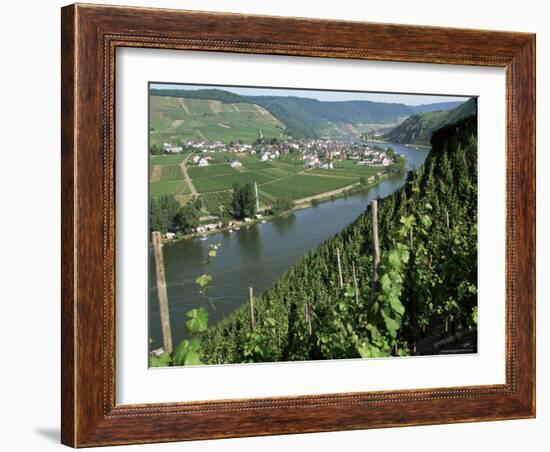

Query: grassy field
(260, 174), (355, 200)
(150, 180), (190, 198)
(308, 161), (381, 180)
(193, 170), (278, 193)
(150, 154), (189, 165)
(187, 164), (237, 178)
(149, 96), (286, 146)
(160, 164), (184, 181)
(149, 150), (390, 213)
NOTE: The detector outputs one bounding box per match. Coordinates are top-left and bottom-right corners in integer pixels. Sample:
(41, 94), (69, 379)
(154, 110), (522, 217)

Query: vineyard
(193, 170), (277, 193)
(160, 164), (184, 181)
(201, 191), (234, 215)
(260, 174), (355, 200)
(197, 115), (478, 363)
(150, 154), (189, 165)
(150, 180), (190, 198)
(149, 149), (389, 214)
(187, 164), (237, 178)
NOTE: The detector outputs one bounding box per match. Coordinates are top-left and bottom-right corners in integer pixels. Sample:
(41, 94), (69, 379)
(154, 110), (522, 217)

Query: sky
(150, 82), (471, 106)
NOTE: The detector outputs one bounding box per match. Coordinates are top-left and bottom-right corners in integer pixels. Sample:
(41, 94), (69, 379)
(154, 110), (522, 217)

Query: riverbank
(160, 171), (392, 244)
(149, 142), (430, 350)
(364, 139), (430, 150)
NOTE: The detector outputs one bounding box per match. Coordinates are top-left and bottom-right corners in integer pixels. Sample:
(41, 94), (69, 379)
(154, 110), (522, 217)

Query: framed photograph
(61, 3), (536, 447)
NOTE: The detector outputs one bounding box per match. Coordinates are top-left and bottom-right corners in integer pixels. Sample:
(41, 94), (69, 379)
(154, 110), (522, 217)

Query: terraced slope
(149, 95), (286, 145)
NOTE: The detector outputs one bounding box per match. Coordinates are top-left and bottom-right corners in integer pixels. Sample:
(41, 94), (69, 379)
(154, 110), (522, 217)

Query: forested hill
(384, 98), (477, 145)
(412, 101), (463, 113)
(149, 87), (463, 140)
(150, 88), (413, 138)
(200, 115), (478, 364)
(247, 96), (413, 138)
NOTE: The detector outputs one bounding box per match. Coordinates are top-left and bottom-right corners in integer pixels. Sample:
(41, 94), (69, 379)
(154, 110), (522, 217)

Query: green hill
(412, 101), (463, 113)
(150, 88), (420, 140)
(384, 98), (477, 145)
(199, 114), (478, 363)
(149, 95), (286, 146)
(149, 87), (471, 143)
(248, 96), (414, 138)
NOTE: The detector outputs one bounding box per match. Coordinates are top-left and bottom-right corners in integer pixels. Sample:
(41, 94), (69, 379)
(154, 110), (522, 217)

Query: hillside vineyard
(198, 115), (478, 363)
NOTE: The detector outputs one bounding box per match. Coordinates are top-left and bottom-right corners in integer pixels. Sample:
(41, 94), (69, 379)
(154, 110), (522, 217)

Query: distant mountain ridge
(383, 98), (477, 145)
(412, 101), (464, 113)
(149, 88), (465, 140)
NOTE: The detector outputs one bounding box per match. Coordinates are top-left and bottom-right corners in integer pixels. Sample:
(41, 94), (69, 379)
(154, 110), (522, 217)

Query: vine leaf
(185, 307), (209, 334)
(173, 339), (203, 366)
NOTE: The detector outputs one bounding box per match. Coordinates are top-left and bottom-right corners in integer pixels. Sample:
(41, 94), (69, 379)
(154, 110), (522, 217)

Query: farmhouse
(198, 157), (210, 167)
(318, 161), (334, 170)
(229, 159), (242, 168)
(162, 142), (183, 153)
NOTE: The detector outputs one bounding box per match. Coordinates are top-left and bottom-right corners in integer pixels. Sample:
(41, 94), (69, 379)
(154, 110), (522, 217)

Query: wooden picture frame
(61, 3), (536, 447)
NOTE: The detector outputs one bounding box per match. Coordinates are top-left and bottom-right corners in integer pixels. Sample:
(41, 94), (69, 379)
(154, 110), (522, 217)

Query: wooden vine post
(305, 300), (313, 336)
(151, 231), (173, 355)
(446, 210), (451, 240)
(336, 247), (344, 289)
(371, 199), (380, 288)
(248, 287), (255, 331)
(352, 261), (360, 304)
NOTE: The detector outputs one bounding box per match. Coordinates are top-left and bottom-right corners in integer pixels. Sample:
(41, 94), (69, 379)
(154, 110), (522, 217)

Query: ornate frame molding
(61, 4), (535, 447)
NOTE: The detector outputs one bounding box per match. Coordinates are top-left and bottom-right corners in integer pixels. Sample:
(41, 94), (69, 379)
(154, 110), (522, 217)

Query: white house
(165, 232), (176, 240)
(162, 142), (183, 153)
(318, 161), (334, 170)
(229, 159), (242, 168)
(382, 158), (391, 166)
(260, 153), (269, 161)
(198, 158), (209, 167)
(192, 155), (200, 163)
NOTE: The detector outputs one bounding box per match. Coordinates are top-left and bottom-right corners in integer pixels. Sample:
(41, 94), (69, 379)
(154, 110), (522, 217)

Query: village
(151, 131), (404, 243)
(159, 133), (397, 170)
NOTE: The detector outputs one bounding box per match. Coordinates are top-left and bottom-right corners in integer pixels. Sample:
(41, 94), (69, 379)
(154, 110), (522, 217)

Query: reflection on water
(149, 143), (429, 348)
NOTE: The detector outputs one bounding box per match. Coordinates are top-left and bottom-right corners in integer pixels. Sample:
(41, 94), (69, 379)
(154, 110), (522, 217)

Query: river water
(149, 143), (429, 349)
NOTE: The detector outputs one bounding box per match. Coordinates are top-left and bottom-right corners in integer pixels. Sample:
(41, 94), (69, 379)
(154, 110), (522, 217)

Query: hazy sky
(150, 83), (471, 106)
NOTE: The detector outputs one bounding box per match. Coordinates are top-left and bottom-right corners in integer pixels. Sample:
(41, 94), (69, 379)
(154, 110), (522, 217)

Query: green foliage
(173, 339), (203, 366)
(173, 202), (200, 233)
(185, 307), (209, 334)
(231, 182), (257, 219)
(149, 353), (172, 367)
(198, 115), (478, 364)
(270, 196), (294, 216)
(149, 194), (181, 233)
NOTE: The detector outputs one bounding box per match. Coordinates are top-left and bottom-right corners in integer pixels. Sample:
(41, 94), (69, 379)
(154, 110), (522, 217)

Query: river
(149, 143), (429, 349)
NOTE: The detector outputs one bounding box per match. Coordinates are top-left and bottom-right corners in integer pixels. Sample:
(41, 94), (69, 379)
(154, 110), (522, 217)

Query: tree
(149, 144), (162, 155)
(359, 176), (368, 187)
(174, 203), (200, 233)
(270, 196), (294, 216)
(231, 182), (257, 219)
(149, 195), (180, 233)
